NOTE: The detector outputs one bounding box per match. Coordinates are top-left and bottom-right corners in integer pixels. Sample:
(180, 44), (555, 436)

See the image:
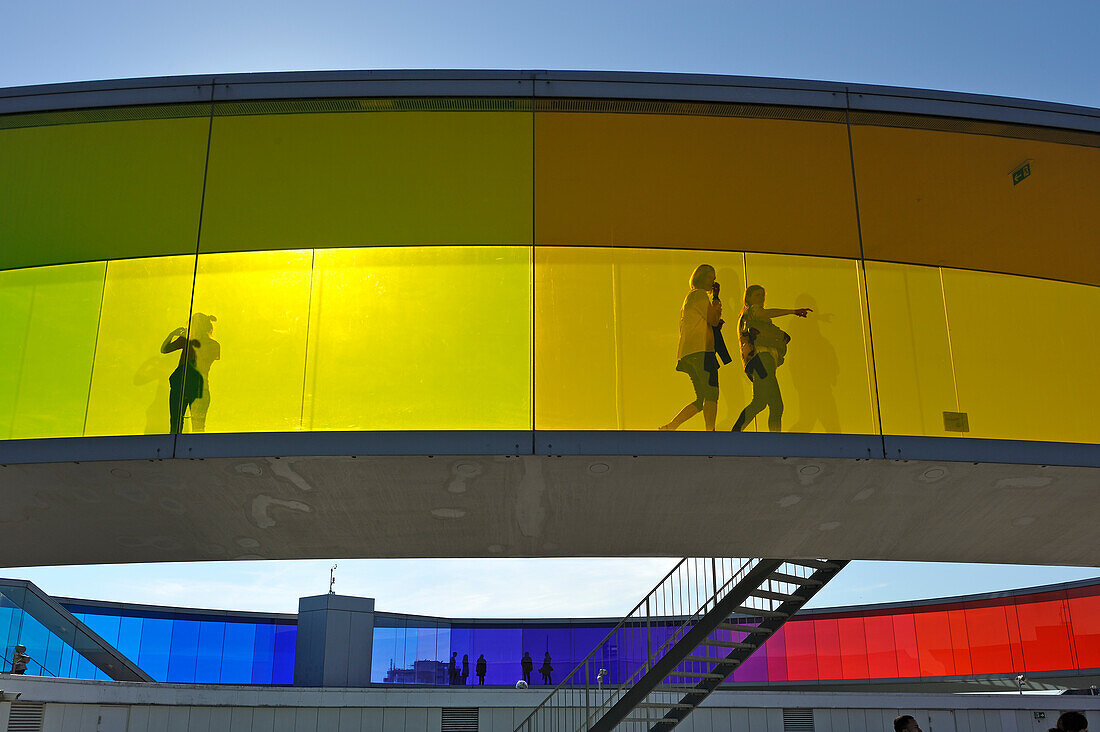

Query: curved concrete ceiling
(2, 432), (1096, 568)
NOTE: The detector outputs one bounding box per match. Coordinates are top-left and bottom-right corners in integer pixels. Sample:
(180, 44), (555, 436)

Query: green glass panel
(0, 262), (105, 438)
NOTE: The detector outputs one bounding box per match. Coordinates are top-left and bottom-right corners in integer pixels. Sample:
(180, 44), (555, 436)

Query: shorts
(676, 351), (719, 408)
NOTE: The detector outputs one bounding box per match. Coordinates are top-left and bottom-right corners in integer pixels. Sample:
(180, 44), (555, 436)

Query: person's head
(190, 313), (217, 338)
(1057, 711), (1088, 731)
(744, 285), (766, 307)
(690, 264), (717, 291)
(463, 654), (468, 660)
(452, 651), (457, 657)
(894, 715), (922, 732)
(14, 644), (26, 654)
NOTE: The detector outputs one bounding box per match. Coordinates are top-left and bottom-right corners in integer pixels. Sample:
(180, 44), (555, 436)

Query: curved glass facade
(1, 582), (1096, 686)
(0, 100), (1097, 444)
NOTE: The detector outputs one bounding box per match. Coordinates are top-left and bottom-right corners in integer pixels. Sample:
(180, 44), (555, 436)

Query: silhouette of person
(521, 651), (533, 684)
(661, 265), (724, 431)
(539, 652), (553, 684)
(731, 285), (811, 432)
(461, 653), (470, 685)
(1056, 711), (1088, 732)
(161, 313), (220, 433)
(476, 653), (487, 685)
(449, 651), (458, 684)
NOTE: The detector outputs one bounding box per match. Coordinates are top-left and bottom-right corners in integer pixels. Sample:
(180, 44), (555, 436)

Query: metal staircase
(514, 557), (847, 732)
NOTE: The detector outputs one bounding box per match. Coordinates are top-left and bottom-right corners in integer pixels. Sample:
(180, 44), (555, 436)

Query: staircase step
(700, 638), (756, 650)
(717, 622), (772, 634)
(734, 605), (789, 617)
(625, 717), (677, 724)
(750, 588), (802, 602)
(652, 685), (707, 693)
(681, 654), (738, 665)
(638, 702), (694, 709)
(667, 671), (725, 679)
(788, 558), (841, 570)
(769, 571), (822, 586)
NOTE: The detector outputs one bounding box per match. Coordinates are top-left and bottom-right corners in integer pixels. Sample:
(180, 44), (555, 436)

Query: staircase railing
(514, 557), (756, 732)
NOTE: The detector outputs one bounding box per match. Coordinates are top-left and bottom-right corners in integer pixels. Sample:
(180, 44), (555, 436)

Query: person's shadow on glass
(159, 313), (221, 433)
(787, 293), (841, 433)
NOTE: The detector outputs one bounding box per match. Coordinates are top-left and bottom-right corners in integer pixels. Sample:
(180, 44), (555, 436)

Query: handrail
(514, 557), (754, 732)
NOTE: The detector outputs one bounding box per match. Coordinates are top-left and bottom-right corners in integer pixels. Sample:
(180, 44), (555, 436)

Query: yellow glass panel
(304, 246), (531, 431)
(534, 113), (861, 258)
(742, 253), (877, 434)
(852, 124), (1100, 286)
(187, 250), (313, 433)
(200, 111), (533, 252)
(535, 247), (754, 431)
(0, 117), (208, 270)
(863, 263), (958, 436)
(84, 256), (196, 436)
(0, 262), (105, 439)
(941, 270), (1100, 444)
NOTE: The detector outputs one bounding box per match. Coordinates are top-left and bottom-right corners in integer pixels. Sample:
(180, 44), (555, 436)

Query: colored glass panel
(534, 112), (861, 258)
(136, 617), (173, 681)
(863, 614), (898, 679)
(892, 611), (923, 678)
(813, 617), (843, 680)
(852, 123), (1100, 287)
(84, 255), (196, 436)
(200, 110), (532, 253)
(195, 621), (227, 683)
(187, 250), (313, 433)
(1068, 591), (1100, 669)
(783, 619), (817, 680)
(764, 624), (788, 681)
(836, 616), (869, 680)
(220, 622), (257, 683)
(1014, 598), (1074, 672)
(251, 623), (276, 684)
(743, 253), (876, 434)
(947, 609), (973, 676)
(913, 610), (954, 677)
(273, 625), (296, 684)
(863, 262), (957, 436)
(166, 619), (201, 682)
(964, 605), (1014, 674)
(0, 115), (208, 270)
(940, 269), (1100, 444)
(304, 246), (532, 431)
(0, 262), (105, 439)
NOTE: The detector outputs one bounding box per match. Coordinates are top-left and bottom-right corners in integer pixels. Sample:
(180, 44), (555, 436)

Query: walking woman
(731, 285), (810, 432)
(161, 313), (220, 433)
(661, 264), (723, 431)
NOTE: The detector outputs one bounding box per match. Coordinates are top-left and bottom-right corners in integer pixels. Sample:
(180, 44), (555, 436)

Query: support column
(293, 594), (375, 687)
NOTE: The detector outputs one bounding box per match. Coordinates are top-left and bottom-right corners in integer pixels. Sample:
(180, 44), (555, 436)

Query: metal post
(645, 597), (652, 673)
(585, 663), (591, 730)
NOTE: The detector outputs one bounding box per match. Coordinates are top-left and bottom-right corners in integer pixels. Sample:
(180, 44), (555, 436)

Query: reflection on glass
(660, 265), (724, 431)
(162, 314), (221, 434)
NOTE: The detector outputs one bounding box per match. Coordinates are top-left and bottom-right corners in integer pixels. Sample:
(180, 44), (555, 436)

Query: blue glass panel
(220, 622), (256, 684)
(58, 641), (76, 679)
(570, 626), (609, 687)
(116, 615), (143, 663)
(272, 624), (295, 684)
(520, 626), (573, 687)
(195, 621), (226, 684)
(16, 614), (51, 676)
(137, 617), (173, 681)
(372, 625), (403, 683)
(81, 612), (121, 647)
(449, 627), (475, 687)
(251, 624), (275, 684)
(166, 619), (201, 682)
(474, 626), (521, 685)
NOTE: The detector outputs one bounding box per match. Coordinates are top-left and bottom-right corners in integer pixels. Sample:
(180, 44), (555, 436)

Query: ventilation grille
(441, 707), (478, 732)
(213, 97), (531, 117)
(7, 702), (45, 732)
(849, 110), (1100, 148)
(0, 103), (211, 130)
(783, 708), (815, 732)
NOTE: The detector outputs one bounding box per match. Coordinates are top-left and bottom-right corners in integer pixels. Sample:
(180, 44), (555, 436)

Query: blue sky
(3, 1), (1098, 616)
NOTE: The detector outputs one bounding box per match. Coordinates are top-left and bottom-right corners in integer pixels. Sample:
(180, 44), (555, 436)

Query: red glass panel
(1004, 603), (1026, 672)
(947, 609), (973, 675)
(1068, 592), (1100, 669)
(765, 624), (788, 682)
(837, 616), (869, 680)
(864, 614), (899, 679)
(1015, 598), (1074, 672)
(913, 610), (955, 677)
(783, 619), (817, 681)
(892, 612), (920, 678)
(964, 605), (1014, 674)
(814, 618), (843, 680)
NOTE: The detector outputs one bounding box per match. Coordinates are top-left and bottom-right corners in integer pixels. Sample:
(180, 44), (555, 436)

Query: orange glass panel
(783, 619), (818, 681)
(1068, 591), (1100, 669)
(852, 123), (1100, 286)
(813, 618), (843, 680)
(964, 605), (1015, 674)
(864, 614), (899, 679)
(1014, 598), (1075, 672)
(836, 616), (869, 680)
(535, 112), (861, 258)
(892, 612), (921, 678)
(947, 609), (973, 675)
(913, 610), (955, 677)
